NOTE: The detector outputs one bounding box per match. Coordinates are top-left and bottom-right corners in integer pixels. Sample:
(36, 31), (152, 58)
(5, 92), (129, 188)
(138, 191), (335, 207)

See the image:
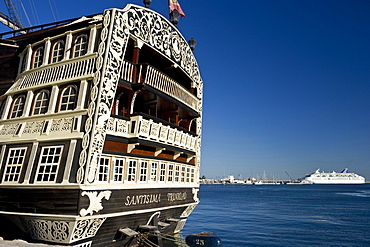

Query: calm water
(178, 184), (370, 246)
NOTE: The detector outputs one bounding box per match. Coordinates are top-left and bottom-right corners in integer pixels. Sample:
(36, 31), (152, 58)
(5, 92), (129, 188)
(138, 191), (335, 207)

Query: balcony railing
(8, 54), (97, 93)
(106, 115), (197, 152)
(120, 60), (199, 112)
(121, 60), (136, 82)
(140, 65), (199, 110)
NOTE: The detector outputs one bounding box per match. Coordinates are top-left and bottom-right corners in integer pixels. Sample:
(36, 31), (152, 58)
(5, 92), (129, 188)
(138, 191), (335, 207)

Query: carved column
(24, 45), (32, 71)
(87, 24), (97, 54)
(21, 90), (34, 118)
(65, 31), (73, 60)
(47, 85), (59, 114)
(76, 80), (88, 110)
(43, 38), (51, 66)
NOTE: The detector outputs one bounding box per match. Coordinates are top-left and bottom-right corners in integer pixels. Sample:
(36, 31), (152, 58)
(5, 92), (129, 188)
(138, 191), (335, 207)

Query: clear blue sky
(1, 0), (369, 180)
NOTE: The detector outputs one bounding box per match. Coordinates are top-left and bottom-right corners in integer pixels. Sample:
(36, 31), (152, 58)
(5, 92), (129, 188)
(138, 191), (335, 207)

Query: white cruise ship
(304, 168), (365, 184)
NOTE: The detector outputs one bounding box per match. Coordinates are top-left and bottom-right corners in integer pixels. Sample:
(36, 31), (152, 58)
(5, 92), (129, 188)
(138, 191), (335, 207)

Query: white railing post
(8, 56), (96, 93)
(143, 65), (199, 111)
(106, 115), (196, 152)
(121, 60), (135, 82)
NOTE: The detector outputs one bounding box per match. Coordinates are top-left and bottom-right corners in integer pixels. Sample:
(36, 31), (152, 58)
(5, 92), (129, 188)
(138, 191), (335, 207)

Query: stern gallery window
(35, 146), (63, 182)
(3, 147), (27, 183)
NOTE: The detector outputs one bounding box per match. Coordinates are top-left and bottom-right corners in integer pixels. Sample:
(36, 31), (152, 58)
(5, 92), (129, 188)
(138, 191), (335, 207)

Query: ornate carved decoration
(23, 217), (106, 244)
(192, 187), (200, 202)
(0, 123), (19, 136)
(26, 219), (71, 242)
(78, 5), (203, 183)
(80, 190), (112, 217)
(77, 8), (130, 184)
(50, 117), (74, 132)
(71, 218), (107, 242)
(33, 120), (45, 133)
(123, 5), (202, 89)
(116, 118), (129, 133)
(181, 204), (197, 218)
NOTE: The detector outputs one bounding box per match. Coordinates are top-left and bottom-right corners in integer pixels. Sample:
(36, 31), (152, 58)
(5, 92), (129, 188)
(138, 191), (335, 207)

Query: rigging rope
(135, 231), (188, 247)
(47, 0), (57, 22)
(136, 233), (161, 247)
(28, 0), (40, 26)
(148, 232), (188, 245)
(50, 0), (60, 21)
(18, 0), (31, 26)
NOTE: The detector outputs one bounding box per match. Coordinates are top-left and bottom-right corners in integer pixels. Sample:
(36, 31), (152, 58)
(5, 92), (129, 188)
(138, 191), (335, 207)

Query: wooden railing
(120, 61), (199, 111)
(106, 115), (197, 152)
(8, 54), (97, 92)
(121, 60), (136, 82)
(139, 64), (198, 110)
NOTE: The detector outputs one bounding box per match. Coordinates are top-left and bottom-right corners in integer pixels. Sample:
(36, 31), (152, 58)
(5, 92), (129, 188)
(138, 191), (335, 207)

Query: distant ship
(303, 168), (365, 184)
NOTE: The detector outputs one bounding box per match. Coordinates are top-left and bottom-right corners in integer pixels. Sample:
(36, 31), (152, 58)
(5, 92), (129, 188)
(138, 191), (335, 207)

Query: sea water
(177, 184), (370, 246)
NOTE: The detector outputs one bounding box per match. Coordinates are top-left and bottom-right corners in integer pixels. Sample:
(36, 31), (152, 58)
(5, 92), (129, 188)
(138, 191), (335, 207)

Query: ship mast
(0, 0), (24, 30)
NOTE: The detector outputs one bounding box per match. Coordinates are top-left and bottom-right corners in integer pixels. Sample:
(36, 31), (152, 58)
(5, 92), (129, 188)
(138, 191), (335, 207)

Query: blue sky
(1, 0), (369, 180)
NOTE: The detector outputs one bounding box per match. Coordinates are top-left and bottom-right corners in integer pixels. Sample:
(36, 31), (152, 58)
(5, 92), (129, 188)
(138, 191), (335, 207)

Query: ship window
(174, 165), (180, 182)
(0, 100), (4, 117)
(20, 54), (28, 72)
(168, 164), (174, 182)
(139, 161), (148, 182)
(113, 158), (125, 182)
(35, 146), (63, 182)
(51, 40), (65, 63)
(186, 167), (190, 183)
(159, 163), (166, 182)
(191, 168), (195, 183)
(149, 162), (158, 182)
(73, 34), (88, 58)
(32, 46), (44, 68)
(3, 147), (27, 183)
(181, 166), (186, 182)
(98, 156), (110, 182)
(10, 95), (26, 118)
(126, 160), (137, 182)
(32, 90), (50, 115)
(59, 85), (78, 111)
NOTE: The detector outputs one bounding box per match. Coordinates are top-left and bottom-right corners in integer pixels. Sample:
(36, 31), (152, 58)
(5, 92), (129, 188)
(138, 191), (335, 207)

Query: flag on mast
(169, 0), (186, 17)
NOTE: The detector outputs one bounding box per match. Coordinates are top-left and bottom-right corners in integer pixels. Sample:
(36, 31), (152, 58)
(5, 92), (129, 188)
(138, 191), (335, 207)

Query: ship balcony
(7, 54), (97, 93)
(106, 114), (197, 152)
(121, 61), (200, 113)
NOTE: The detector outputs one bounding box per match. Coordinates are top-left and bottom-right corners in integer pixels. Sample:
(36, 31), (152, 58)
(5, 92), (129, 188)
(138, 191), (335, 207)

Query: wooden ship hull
(0, 4), (203, 246)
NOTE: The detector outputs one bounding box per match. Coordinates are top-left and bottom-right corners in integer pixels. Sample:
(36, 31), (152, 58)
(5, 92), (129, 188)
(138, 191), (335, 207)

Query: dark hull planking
(0, 187), (198, 246)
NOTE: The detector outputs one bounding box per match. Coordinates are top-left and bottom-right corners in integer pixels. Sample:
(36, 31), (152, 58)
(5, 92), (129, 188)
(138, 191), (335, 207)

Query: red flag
(169, 0), (186, 17)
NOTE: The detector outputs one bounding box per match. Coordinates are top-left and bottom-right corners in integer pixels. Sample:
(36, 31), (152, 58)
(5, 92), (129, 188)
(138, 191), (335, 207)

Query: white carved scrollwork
(78, 5), (203, 183)
(78, 8), (130, 184)
(26, 219), (70, 242)
(80, 190), (112, 217)
(71, 218), (107, 242)
(0, 123), (19, 136)
(22, 217), (106, 244)
(123, 5), (202, 87)
(181, 204), (197, 218)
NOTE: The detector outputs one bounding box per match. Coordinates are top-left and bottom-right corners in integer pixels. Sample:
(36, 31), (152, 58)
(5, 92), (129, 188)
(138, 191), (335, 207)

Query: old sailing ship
(0, 3), (203, 246)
